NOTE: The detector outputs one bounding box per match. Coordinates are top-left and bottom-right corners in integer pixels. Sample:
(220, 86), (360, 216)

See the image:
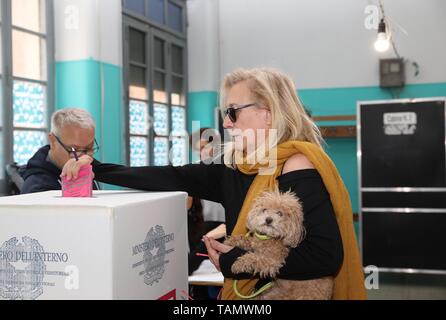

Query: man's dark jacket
(20, 145), (98, 194)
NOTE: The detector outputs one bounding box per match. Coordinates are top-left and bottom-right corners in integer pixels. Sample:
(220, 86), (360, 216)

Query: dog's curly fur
(224, 189), (334, 300)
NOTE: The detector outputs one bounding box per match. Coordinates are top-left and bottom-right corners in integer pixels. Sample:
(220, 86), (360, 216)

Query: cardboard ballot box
(0, 191), (188, 300)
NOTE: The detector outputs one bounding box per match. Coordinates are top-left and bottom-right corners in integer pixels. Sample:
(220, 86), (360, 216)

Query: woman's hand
(205, 224), (226, 240)
(202, 236), (234, 272)
(61, 155), (94, 180)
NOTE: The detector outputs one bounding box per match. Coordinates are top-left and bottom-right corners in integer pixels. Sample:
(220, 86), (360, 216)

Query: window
(128, 27), (149, 166)
(169, 43), (186, 166)
(11, 0), (51, 166)
(0, 0), (54, 191)
(123, 0), (185, 35)
(153, 35), (169, 166)
(124, 17), (187, 167)
(0, 3), (4, 180)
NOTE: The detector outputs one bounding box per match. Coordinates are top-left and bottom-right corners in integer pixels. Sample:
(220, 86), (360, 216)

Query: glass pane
(130, 65), (146, 87)
(147, 0), (165, 24)
(0, 82), (2, 125)
(171, 137), (187, 166)
(171, 76), (185, 106)
(0, 27), (2, 74)
(129, 100), (149, 135)
(13, 81), (46, 129)
(0, 132), (3, 179)
(14, 130), (47, 165)
(129, 28), (146, 64)
(153, 72), (167, 103)
(154, 103), (169, 136)
(124, 0), (145, 16)
(154, 37), (165, 69)
(0, 83), (2, 179)
(12, 0), (45, 33)
(13, 30), (47, 80)
(0, 12), (1, 180)
(154, 137), (169, 166)
(129, 65), (148, 100)
(129, 86), (148, 101)
(171, 106), (186, 136)
(171, 44), (183, 75)
(168, 1), (183, 33)
(130, 136), (148, 167)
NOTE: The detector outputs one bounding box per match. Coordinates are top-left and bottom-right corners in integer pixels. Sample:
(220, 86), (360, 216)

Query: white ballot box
(0, 190), (188, 300)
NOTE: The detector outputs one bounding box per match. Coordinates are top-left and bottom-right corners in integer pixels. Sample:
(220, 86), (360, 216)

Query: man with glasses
(21, 108), (100, 194)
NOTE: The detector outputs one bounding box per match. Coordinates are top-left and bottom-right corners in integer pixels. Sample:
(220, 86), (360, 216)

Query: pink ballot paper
(62, 164), (93, 198)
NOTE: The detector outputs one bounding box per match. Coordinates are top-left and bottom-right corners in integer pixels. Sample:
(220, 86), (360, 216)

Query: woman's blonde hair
(220, 68), (323, 167)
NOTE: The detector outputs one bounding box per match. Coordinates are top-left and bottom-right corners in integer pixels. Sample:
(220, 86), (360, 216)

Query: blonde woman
(62, 68), (366, 300)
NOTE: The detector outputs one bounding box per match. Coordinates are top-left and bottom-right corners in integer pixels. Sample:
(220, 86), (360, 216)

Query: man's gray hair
(51, 108), (96, 136)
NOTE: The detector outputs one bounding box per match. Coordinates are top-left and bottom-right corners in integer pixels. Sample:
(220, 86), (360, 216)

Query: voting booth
(358, 98), (446, 274)
(0, 191), (188, 300)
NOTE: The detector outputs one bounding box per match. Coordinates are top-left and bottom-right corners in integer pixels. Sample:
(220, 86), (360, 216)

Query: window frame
(0, 0), (55, 193)
(123, 13), (188, 167)
(122, 0), (187, 39)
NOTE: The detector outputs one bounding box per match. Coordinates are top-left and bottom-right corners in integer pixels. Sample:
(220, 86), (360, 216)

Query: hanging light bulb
(374, 19), (390, 52)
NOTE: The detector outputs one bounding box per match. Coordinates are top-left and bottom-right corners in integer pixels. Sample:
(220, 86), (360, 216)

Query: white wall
(188, 0), (446, 91)
(54, 0), (122, 66)
(187, 0), (221, 91)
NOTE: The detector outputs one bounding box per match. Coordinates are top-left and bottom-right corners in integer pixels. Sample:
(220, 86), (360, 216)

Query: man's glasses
(223, 103), (257, 123)
(53, 134), (100, 158)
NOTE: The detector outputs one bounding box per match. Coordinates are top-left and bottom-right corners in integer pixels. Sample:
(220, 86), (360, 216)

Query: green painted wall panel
(300, 82), (446, 119)
(187, 91), (219, 131)
(101, 62), (123, 164)
(56, 60), (103, 149)
(324, 138), (358, 213)
(56, 59), (124, 190)
(56, 59), (124, 163)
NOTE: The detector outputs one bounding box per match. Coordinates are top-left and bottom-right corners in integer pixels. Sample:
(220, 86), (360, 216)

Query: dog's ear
(282, 214), (306, 247)
(246, 200), (263, 231)
(283, 222), (306, 247)
(283, 234), (298, 247)
(280, 191), (306, 247)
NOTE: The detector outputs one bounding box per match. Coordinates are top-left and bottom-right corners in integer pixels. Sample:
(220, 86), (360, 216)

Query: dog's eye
(263, 209), (267, 213)
(276, 211), (283, 217)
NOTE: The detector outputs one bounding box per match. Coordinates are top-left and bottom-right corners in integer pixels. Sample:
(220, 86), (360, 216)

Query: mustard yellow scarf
(221, 141), (367, 300)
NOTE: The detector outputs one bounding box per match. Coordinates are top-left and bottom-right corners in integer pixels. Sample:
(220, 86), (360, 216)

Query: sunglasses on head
(223, 103), (257, 123)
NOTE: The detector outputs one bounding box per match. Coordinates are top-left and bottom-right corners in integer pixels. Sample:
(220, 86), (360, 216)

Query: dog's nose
(265, 217), (273, 225)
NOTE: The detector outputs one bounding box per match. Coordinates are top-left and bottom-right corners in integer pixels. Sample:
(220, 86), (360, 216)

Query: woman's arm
(277, 197), (344, 279)
(93, 161), (227, 203)
(278, 154), (344, 278)
(62, 156), (226, 203)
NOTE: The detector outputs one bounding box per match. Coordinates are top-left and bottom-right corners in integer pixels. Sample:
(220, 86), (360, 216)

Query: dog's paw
(224, 235), (251, 249)
(258, 266), (281, 279)
(223, 236), (241, 247)
(231, 257), (254, 274)
(238, 253), (283, 278)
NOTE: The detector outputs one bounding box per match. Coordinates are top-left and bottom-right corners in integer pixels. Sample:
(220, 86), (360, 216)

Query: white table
(188, 259), (224, 287)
